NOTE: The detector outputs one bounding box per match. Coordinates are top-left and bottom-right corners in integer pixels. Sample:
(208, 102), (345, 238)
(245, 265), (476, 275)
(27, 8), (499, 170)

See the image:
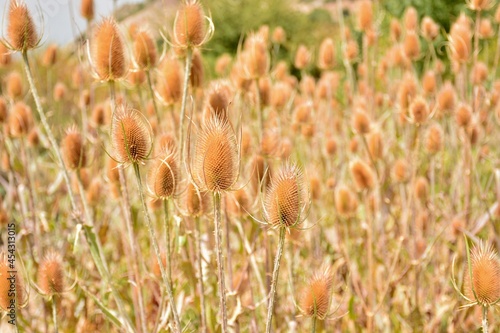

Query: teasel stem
(132, 163), (182, 333)
(21, 51), (77, 213)
(213, 192), (229, 332)
(163, 199), (173, 290)
(255, 79), (264, 141)
(179, 49), (193, 164)
(195, 216), (207, 333)
(364, 193), (374, 333)
(482, 306), (489, 333)
(52, 296), (59, 333)
(266, 226), (286, 333)
(146, 69), (160, 123)
(311, 315), (317, 333)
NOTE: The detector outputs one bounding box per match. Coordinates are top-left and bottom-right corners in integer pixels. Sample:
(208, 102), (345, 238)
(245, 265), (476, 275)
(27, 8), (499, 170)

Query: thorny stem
(195, 216), (207, 333)
(365, 193), (375, 333)
(52, 296), (58, 333)
(163, 199), (173, 292)
(482, 306), (489, 333)
(311, 315), (317, 333)
(179, 49), (193, 165)
(132, 163), (181, 333)
(213, 192), (229, 332)
(266, 226), (286, 333)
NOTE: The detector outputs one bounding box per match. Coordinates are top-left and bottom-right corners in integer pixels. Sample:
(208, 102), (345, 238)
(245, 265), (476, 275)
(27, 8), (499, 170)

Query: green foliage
(383, 0), (465, 32)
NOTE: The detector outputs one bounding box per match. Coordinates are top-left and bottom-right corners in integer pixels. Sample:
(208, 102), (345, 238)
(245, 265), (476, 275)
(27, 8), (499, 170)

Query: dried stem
(52, 296), (58, 333)
(213, 192), (229, 332)
(179, 49), (193, 164)
(266, 226), (286, 333)
(146, 69), (160, 123)
(483, 306), (489, 333)
(163, 199), (173, 291)
(195, 216), (207, 333)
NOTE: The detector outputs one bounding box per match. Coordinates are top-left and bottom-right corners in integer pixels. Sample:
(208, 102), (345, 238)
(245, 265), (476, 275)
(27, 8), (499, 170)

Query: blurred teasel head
(173, 0), (213, 50)
(5, 0), (39, 52)
(148, 145), (179, 200)
(299, 266), (334, 320)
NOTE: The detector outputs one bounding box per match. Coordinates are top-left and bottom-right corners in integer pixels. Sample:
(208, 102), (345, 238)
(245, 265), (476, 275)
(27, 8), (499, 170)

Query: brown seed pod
(86, 178), (102, 206)
(265, 162), (306, 228)
(351, 109), (371, 134)
(81, 0), (94, 21)
(272, 26), (286, 44)
(357, 0), (373, 31)
(157, 54), (182, 105)
(62, 126), (86, 170)
(42, 44), (57, 67)
(455, 103), (472, 127)
(449, 22), (471, 63)
(390, 19), (402, 42)
(6, 1), (38, 51)
(299, 267), (334, 319)
(148, 148), (179, 199)
(403, 31), (420, 60)
(92, 17), (128, 81)
(392, 158), (409, 183)
(409, 97), (429, 124)
(318, 38), (335, 70)
(111, 105), (153, 164)
(174, 1), (207, 48)
(368, 131), (383, 160)
(464, 242), (500, 306)
(53, 82), (67, 102)
(8, 102), (33, 137)
(404, 7), (418, 31)
(190, 49), (204, 88)
(294, 44), (310, 70)
(133, 30), (157, 70)
(6, 71), (23, 100)
(91, 104), (107, 127)
(425, 124), (443, 154)
(192, 116), (239, 193)
(437, 82), (456, 113)
(350, 159), (375, 191)
(414, 176), (429, 203)
(0, 254), (25, 311)
(204, 82), (231, 122)
(421, 16), (439, 40)
(242, 33), (269, 79)
(37, 251), (65, 295)
(185, 182), (210, 217)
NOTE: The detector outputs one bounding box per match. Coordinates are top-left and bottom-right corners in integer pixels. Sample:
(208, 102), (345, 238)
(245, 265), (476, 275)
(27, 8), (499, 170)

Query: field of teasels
(2, 0), (500, 331)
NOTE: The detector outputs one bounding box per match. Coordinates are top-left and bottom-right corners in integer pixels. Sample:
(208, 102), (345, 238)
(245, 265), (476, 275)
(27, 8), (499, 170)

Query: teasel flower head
(184, 181), (211, 217)
(4, 0), (40, 52)
(189, 115), (240, 193)
(454, 239), (500, 309)
(172, 0), (214, 50)
(467, 0), (493, 11)
(81, 0), (94, 21)
(62, 125), (87, 170)
(37, 251), (65, 296)
(264, 162), (308, 229)
(110, 104), (153, 165)
(299, 266), (335, 320)
(350, 159), (375, 191)
(318, 38), (335, 70)
(241, 33), (269, 79)
(156, 53), (183, 105)
(148, 145), (179, 200)
(90, 17), (128, 82)
(0, 252), (27, 311)
(132, 29), (157, 70)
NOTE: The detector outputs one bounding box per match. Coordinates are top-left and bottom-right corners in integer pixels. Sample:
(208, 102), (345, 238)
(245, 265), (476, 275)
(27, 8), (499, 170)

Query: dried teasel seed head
(351, 108), (371, 134)
(6, 1), (38, 52)
(242, 33), (269, 79)
(294, 45), (310, 70)
(449, 22), (471, 63)
(91, 104), (107, 127)
(53, 82), (67, 102)
(148, 148), (179, 199)
(8, 101), (33, 137)
(92, 17), (128, 81)
(133, 30), (157, 70)
(472, 62), (488, 85)
(192, 116), (239, 193)
(350, 159), (375, 191)
(414, 176), (429, 203)
(335, 184), (357, 216)
(204, 82), (231, 122)
(299, 267), (334, 319)
(421, 16), (439, 41)
(81, 0), (94, 21)
(37, 251), (65, 295)
(226, 188), (251, 216)
(42, 44), (57, 67)
(6, 71), (23, 100)
(345, 39), (359, 62)
(464, 241), (500, 306)
(0, 254), (25, 311)
(368, 131), (383, 160)
(272, 26), (286, 44)
(185, 182), (210, 217)
(264, 162), (307, 228)
(174, 1), (207, 48)
(425, 123), (443, 154)
(455, 103), (472, 128)
(403, 31), (420, 60)
(62, 126), (86, 170)
(190, 49), (204, 88)
(318, 38), (335, 70)
(392, 158), (409, 183)
(409, 97), (429, 124)
(157, 53), (183, 105)
(404, 7), (418, 31)
(111, 105), (153, 164)
(390, 19), (402, 42)
(437, 82), (456, 114)
(357, 0), (373, 31)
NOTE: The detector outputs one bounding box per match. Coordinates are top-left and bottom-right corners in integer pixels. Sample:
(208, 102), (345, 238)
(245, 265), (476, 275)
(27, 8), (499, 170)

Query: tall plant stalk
(195, 216), (207, 333)
(213, 192), (229, 332)
(266, 226), (286, 333)
(179, 49), (193, 164)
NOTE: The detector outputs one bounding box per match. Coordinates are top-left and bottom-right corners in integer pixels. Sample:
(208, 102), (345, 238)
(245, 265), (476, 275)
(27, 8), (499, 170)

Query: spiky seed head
(392, 159), (409, 183)
(37, 251), (64, 296)
(350, 159), (375, 191)
(318, 38), (335, 70)
(174, 1), (206, 48)
(148, 148), (178, 200)
(351, 109), (371, 134)
(403, 31), (420, 60)
(62, 126), (86, 170)
(425, 123), (443, 154)
(6, 1), (38, 52)
(42, 44), (57, 67)
(185, 182), (210, 217)
(272, 26), (286, 44)
(390, 19), (402, 42)
(437, 82), (456, 113)
(456, 103), (472, 127)
(265, 162), (306, 228)
(111, 105), (153, 164)
(92, 17), (128, 81)
(414, 176), (429, 203)
(294, 45), (310, 70)
(81, 0), (94, 21)
(91, 104), (106, 127)
(404, 6), (418, 31)
(193, 116), (239, 193)
(368, 131), (383, 160)
(259, 77), (271, 107)
(157, 54), (182, 105)
(204, 82), (231, 122)
(464, 242), (500, 306)
(0, 254), (25, 311)
(133, 30), (157, 70)
(335, 184), (357, 217)
(242, 34), (269, 79)
(53, 82), (67, 102)
(422, 16), (439, 40)
(6, 71), (23, 100)
(449, 23), (471, 63)
(472, 62), (488, 85)
(357, 0), (373, 31)
(409, 97), (429, 124)
(300, 267), (334, 320)
(8, 101), (32, 137)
